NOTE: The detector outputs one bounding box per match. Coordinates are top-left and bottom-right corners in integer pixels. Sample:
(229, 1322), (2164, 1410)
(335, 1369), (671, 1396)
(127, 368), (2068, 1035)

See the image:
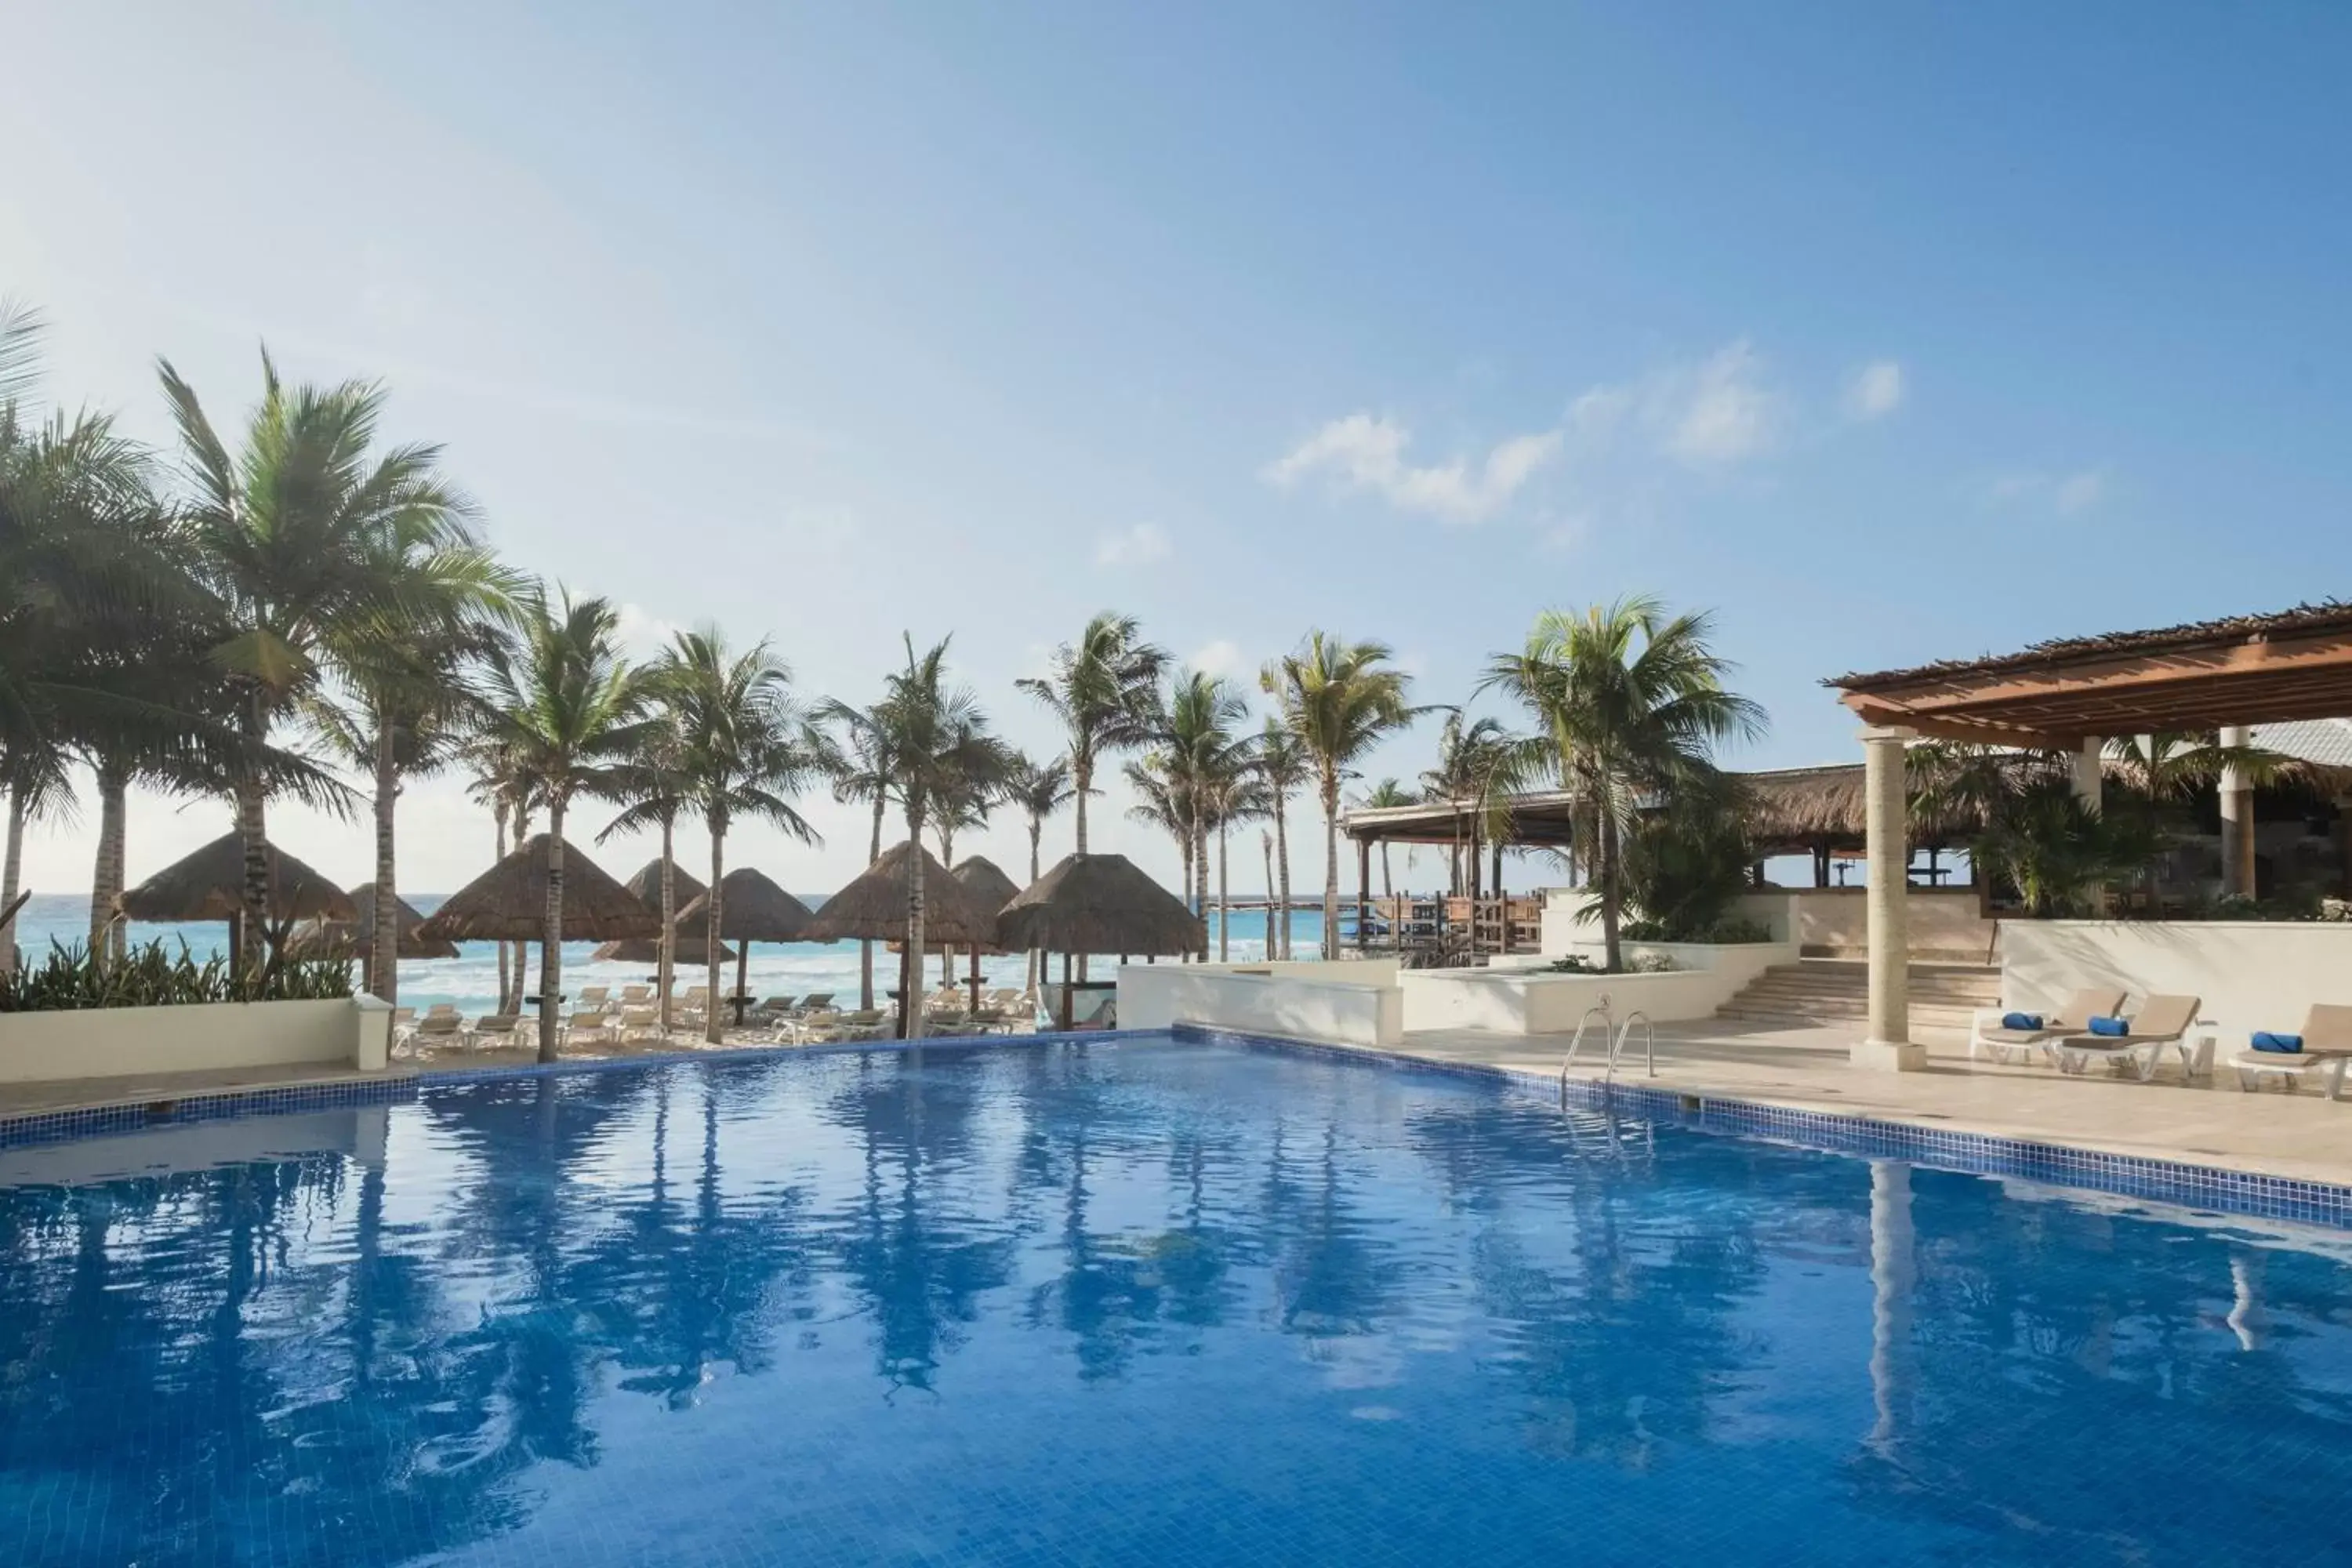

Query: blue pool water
(3, 1037), (2352, 1566)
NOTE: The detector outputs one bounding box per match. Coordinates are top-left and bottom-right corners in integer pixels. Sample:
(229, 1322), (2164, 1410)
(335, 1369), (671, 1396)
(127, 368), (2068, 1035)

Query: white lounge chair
(1970, 987), (2128, 1065)
(412, 1012), (465, 1050)
(2049, 994), (2208, 1080)
(616, 1005), (664, 1043)
(619, 983), (653, 1007)
(565, 1010), (615, 1048)
(470, 1013), (523, 1050)
(578, 985), (612, 1013)
(2234, 1004), (2352, 1099)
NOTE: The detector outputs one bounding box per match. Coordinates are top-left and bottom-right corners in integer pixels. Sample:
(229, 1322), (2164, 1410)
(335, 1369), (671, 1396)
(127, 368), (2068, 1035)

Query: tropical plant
(873, 635), (1011, 1038)
(1480, 597), (1763, 972)
(597, 699), (695, 1032)
(163, 351), (477, 971)
(477, 590), (643, 1060)
(1973, 782), (2166, 916)
(1617, 770), (1756, 940)
(0, 937), (353, 1011)
(655, 629), (830, 1042)
(1261, 633), (1420, 958)
(823, 699), (900, 1011)
(1003, 753), (1072, 989)
(1419, 713), (1518, 897)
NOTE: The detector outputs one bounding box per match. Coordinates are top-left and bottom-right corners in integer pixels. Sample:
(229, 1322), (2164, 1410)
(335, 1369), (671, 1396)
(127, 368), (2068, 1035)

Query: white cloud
(1189, 638), (1252, 681)
(1843, 359), (1904, 421)
(1657, 339), (1780, 465)
(613, 601), (680, 657)
(1261, 413), (1561, 524)
(1094, 521), (1171, 568)
(1985, 467), (2109, 517)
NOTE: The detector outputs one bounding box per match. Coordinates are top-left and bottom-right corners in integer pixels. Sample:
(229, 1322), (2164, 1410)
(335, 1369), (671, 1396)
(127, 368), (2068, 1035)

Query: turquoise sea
(4, 893), (1328, 1015)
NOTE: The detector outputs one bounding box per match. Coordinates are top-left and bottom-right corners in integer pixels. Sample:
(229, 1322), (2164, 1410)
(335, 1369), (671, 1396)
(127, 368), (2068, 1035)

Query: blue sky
(6, 2), (2350, 895)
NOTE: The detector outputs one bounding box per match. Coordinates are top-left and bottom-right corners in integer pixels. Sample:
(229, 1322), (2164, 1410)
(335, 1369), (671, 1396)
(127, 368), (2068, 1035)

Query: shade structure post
(737, 942), (750, 1027)
(2219, 724), (2256, 898)
(1356, 838), (1371, 956)
(1061, 950), (1073, 1031)
(1853, 727), (1922, 1071)
(967, 946), (982, 1014)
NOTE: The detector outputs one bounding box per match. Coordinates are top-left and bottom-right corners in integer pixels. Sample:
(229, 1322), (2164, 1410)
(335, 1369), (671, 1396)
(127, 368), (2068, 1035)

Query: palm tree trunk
(372, 725), (399, 1004)
(539, 799), (568, 1063)
(659, 817), (677, 1034)
(89, 763), (129, 958)
(1178, 830), (1194, 962)
(494, 805), (510, 1011)
(0, 782), (24, 974)
(860, 796), (884, 1011)
(1073, 753), (1091, 982)
(903, 820), (928, 1040)
(1217, 822), (1229, 962)
(235, 689), (270, 976)
(1026, 821), (1043, 993)
(1195, 818), (1209, 961)
(1320, 774), (1341, 960)
(705, 821), (725, 1045)
(1273, 795), (1292, 959)
(1381, 843), (1392, 902)
(1599, 809), (1624, 974)
(1263, 834), (1277, 958)
(937, 826), (956, 987)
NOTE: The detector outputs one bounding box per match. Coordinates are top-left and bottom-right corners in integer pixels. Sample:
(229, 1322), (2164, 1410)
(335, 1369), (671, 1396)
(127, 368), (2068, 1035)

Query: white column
(2218, 724), (2256, 898)
(2073, 735), (2107, 913)
(1853, 726), (1923, 1071)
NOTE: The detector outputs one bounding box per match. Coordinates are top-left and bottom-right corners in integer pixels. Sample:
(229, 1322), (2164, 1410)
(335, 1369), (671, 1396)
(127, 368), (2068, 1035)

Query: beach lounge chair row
(1971, 989), (2211, 1081)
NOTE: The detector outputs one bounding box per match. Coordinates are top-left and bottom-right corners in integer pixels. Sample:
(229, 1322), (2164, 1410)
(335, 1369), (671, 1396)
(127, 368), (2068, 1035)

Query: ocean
(3, 893), (1328, 1014)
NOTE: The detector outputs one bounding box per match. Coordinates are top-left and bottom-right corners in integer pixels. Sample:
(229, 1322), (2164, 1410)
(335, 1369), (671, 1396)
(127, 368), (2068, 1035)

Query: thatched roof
(676, 868), (815, 942)
(118, 833), (357, 924)
(292, 882), (459, 960)
(801, 840), (998, 945)
(589, 935), (735, 964)
(623, 858), (716, 938)
(1829, 601), (2352, 691)
(414, 834), (660, 943)
(995, 853), (1201, 957)
(952, 855), (1022, 913)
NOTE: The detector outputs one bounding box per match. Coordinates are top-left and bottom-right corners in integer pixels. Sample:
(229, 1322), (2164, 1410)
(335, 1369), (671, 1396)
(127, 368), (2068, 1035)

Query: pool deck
(0, 1059), (421, 1119)
(1393, 1018), (2352, 1189)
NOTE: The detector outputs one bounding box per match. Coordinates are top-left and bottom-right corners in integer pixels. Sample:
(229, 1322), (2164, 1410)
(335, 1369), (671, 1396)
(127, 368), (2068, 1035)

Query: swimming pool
(2, 1034), (2350, 1566)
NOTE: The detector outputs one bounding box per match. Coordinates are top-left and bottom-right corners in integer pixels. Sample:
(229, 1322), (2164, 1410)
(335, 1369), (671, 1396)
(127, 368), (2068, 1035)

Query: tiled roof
(2252, 717), (2352, 771)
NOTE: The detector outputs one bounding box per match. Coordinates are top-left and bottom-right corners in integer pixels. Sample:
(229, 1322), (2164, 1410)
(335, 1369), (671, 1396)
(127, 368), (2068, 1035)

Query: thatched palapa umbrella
(593, 860), (732, 965)
(996, 853), (1202, 1029)
(948, 855), (1021, 1012)
(803, 841), (998, 1035)
(118, 831), (357, 973)
(676, 867), (815, 1023)
(294, 881), (459, 964)
(416, 834), (658, 943)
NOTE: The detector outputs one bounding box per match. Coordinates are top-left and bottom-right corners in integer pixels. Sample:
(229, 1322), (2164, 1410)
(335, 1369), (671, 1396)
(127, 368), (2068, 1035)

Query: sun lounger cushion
(2252, 1032), (2304, 1054)
(2001, 1012), (2044, 1031)
(2087, 1016), (2129, 1036)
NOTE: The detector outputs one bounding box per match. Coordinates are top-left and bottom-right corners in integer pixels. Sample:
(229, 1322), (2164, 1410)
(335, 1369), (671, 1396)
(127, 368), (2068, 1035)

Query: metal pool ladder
(1558, 993), (1657, 1104)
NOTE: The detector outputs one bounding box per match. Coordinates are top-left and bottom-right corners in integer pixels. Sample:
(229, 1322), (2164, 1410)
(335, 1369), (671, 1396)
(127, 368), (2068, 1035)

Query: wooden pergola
(1828, 601), (2352, 1071)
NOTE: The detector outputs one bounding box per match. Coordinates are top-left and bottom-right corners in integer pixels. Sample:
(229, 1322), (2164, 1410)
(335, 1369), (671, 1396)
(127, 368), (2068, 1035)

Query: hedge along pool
(2, 1035), (2350, 1566)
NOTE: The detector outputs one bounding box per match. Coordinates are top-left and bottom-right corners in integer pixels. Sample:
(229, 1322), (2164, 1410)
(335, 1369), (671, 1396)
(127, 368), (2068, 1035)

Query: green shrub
(0, 939), (355, 1013)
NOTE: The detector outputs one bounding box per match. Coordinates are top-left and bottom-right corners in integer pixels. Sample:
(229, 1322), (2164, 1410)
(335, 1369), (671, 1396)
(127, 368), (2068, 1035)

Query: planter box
(1119, 963), (1403, 1048)
(1401, 940), (1797, 1035)
(0, 996), (392, 1085)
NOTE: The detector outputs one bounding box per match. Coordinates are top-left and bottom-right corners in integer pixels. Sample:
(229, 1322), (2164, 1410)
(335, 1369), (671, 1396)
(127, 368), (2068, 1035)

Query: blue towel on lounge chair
(2087, 1016), (2129, 1036)
(2252, 1032), (2304, 1054)
(2000, 1012), (2043, 1031)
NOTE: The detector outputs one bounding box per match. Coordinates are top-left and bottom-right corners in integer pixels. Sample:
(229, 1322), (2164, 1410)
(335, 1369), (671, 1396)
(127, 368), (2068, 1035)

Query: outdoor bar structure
(1830, 602), (2352, 1071)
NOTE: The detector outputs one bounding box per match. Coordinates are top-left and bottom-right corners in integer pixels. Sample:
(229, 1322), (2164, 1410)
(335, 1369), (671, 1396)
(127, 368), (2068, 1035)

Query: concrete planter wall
(1118, 963), (1403, 1048)
(1730, 887), (1996, 962)
(2002, 920), (2352, 1045)
(1401, 940), (1797, 1035)
(0, 996), (393, 1085)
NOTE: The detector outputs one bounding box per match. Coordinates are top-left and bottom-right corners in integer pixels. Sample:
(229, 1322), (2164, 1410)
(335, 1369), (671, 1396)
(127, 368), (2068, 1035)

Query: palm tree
(163, 352), (477, 971)
(463, 728), (539, 1011)
(1356, 778), (1417, 900)
(1420, 713), (1517, 898)
(1159, 670), (1251, 959)
(1253, 720), (1309, 958)
(657, 629), (830, 1043)
(478, 590), (643, 1061)
(927, 759), (996, 986)
(1479, 597), (1763, 972)
(314, 561), (513, 1002)
(1016, 613), (1167, 852)
(873, 635), (1010, 1039)
(1261, 633), (1420, 959)
(823, 700), (898, 1011)
(597, 704), (694, 1033)
(1200, 750), (1267, 962)
(1004, 753), (1072, 992)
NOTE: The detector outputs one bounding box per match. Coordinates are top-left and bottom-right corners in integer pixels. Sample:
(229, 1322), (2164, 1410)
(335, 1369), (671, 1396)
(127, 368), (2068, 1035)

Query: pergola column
(1853, 726), (1924, 1072)
(2219, 724), (2256, 898)
(2072, 735), (2106, 913)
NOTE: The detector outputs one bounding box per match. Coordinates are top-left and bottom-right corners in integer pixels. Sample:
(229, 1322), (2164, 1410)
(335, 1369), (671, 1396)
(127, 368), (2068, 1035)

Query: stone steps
(1715, 960), (1998, 1029)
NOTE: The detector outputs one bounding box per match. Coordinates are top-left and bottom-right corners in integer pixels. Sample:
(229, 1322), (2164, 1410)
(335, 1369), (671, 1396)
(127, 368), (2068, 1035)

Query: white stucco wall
(1118, 963), (1403, 1047)
(1733, 887), (1998, 961)
(1400, 940), (1798, 1034)
(0, 996), (394, 1085)
(2001, 921), (2352, 1044)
